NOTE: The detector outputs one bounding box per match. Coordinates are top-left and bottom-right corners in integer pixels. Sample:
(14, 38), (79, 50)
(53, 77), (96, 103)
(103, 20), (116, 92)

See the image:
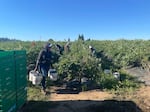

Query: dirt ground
(50, 86), (112, 101)
(49, 86), (150, 112)
(48, 86), (150, 112)
(22, 86), (150, 112)
(48, 86), (113, 112)
(134, 86), (150, 112)
(47, 87), (110, 112)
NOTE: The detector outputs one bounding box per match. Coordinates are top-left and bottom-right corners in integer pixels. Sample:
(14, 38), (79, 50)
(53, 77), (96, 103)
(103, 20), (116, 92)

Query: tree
(78, 34), (84, 41)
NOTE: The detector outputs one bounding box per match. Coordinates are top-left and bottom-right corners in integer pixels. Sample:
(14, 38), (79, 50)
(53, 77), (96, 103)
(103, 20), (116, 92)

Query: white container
(113, 72), (120, 79)
(48, 69), (58, 81)
(29, 70), (42, 85)
(29, 70), (34, 81)
(81, 77), (88, 83)
(32, 74), (42, 85)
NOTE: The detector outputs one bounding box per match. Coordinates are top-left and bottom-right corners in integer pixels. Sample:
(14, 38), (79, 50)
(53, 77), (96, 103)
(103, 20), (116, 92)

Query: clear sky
(0, 0), (150, 41)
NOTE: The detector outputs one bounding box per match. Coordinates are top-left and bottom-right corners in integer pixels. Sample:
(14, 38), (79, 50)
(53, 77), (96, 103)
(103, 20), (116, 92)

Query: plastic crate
(0, 50), (27, 112)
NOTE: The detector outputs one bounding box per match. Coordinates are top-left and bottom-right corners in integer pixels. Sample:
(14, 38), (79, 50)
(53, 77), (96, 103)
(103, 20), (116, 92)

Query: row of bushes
(1, 39), (148, 90)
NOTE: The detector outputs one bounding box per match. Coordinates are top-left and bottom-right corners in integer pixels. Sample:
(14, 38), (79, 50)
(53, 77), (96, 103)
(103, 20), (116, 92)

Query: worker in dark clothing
(55, 44), (63, 55)
(34, 43), (52, 94)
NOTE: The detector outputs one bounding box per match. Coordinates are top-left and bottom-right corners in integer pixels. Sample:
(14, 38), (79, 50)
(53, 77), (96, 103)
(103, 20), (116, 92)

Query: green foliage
(86, 39), (150, 69)
(27, 47), (41, 64)
(96, 71), (139, 90)
(81, 84), (88, 91)
(97, 73), (119, 89)
(118, 79), (138, 88)
(118, 71), (139, 89)
(1, 39), (149, 90)
(56, 40), (102, 82)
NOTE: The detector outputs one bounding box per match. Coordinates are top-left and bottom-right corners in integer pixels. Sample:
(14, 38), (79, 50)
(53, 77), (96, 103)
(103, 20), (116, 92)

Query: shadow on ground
(21, 100), (142, 112)
(55, 88), (80, 94)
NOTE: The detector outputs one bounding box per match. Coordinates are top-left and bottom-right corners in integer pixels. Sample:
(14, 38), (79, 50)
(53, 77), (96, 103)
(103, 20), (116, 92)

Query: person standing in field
(34, 43), (52, 94)
(89, 45), (96, 56)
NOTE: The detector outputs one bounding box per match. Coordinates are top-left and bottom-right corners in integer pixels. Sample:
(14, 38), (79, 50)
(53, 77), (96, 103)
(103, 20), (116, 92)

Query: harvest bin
(0, 50), (27, 112)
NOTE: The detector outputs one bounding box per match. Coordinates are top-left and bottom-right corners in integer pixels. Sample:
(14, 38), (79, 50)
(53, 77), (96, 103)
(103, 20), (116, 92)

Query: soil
(22, 86), (150, 112)
(50, 86), (112, 101)
(134, 86), (150, 112)
(49, 86), (150, 112)
(48, 86), (112, 112)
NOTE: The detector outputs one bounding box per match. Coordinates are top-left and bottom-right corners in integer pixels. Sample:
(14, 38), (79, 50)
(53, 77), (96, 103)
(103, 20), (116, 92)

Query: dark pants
(41, 76), (46, 90)
(38, 65), (49, 90)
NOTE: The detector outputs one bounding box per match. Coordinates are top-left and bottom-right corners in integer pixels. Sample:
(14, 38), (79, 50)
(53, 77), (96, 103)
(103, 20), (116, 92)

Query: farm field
(1, 39), (150, 112)
(1, 0), (150, 111)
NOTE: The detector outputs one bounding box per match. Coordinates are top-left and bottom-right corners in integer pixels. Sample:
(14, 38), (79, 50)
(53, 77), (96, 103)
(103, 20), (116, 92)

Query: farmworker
(55, 44), (63, 55)
(34, 43), (53, 94)
(64, 41), (70, 53)
(89, 45), (96, 56)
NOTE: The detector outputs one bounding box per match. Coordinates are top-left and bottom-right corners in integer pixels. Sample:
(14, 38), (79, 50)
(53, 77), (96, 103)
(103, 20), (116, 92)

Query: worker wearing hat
(34, 43), (53, 94)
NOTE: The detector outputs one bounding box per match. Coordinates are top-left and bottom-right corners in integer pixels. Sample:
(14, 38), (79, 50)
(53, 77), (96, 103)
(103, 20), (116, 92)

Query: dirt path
(50, 86), (112, 101)
(48, 87), (112, 112)
(22, 86), (150, 112)
(48, 86), (150, 112)
(134, 86), (150, 112)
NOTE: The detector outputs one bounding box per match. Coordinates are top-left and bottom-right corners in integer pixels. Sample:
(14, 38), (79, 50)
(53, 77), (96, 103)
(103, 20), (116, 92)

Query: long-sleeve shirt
(36, 49), (52, 70)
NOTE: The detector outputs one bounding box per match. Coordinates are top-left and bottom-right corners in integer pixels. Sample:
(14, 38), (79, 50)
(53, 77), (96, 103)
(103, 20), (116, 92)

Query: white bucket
(32, 74), (43, 85)
(48, 69), (58, 81)
(29, 70), (34, 81)
(29, 70), (42, 85)
(81, 77), (88, 83)
(113, 72), (120, 79)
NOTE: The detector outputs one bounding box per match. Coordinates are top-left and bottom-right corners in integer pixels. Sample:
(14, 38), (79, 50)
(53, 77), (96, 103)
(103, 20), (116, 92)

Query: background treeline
(0, 37), (20, 42)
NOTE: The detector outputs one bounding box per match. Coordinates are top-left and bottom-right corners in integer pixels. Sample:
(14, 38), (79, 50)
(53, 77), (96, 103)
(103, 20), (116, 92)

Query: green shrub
(97, 71), (139, 90)
(97, 73), (119, 89)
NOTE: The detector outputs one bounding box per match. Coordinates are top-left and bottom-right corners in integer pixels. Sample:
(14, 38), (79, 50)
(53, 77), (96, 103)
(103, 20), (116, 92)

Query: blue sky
(0, 0), (150, 41)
